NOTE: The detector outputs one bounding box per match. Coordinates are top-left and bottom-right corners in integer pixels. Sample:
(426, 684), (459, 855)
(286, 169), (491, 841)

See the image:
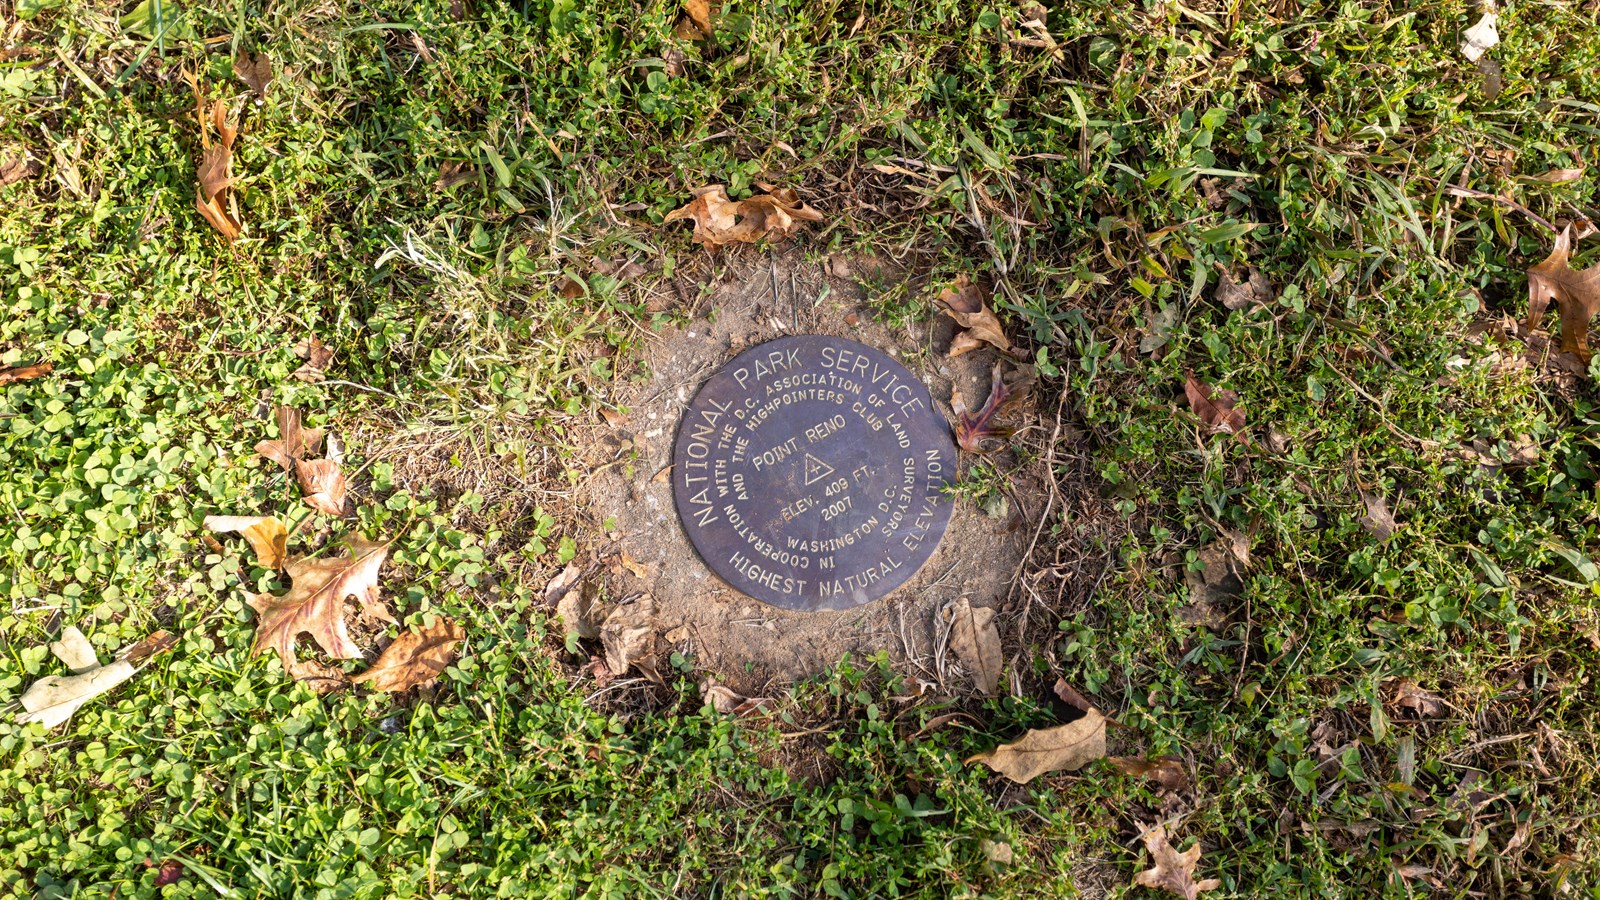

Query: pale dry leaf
(1460, 11), (1498, 62)
(600, 597), (657, 678)
(255, 405), (325, 471)
(1052, 678), (1098, 714)
(1216, 267), (1274, 311)
(949, 597), (1003, 695)
(1358, 490), (1397, 541)
(675, 0), (714, 40)
(18, 631), (175, 728)
(202, 514), (289, 569)
(1521, 167), (1585, 184)
(1526, 223), (1600, 357)
(234, 48), (273, 95)
(0, 362), (52, 385)
(291, 336), (334, 382)
(965, 709), (1106, 783)
(1109, 755), (1191, 793)
(936, 275), (1020, 357)
(248, 537), (393, 667)
(50, 626), (101, 674)
(1134, 824), (1221, 900)
(663, 184), (823, 250)
(297, 458), (348, 516)
(1183, 373), (1246, 436)
(351, 617), (466, 692)
(556, 581), (602, 641)
(700, 676), (772, 717)
(0, 148), (39, 186)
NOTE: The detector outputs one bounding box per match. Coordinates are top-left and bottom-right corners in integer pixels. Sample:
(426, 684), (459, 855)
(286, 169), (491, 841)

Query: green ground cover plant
(2, 0), (1598, 896)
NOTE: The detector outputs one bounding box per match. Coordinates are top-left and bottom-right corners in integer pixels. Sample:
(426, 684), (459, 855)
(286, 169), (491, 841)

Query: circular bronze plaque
(672, 335), (957, 611)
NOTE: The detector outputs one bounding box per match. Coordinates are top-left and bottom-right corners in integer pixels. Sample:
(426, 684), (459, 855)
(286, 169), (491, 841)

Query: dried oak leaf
(297, 458), (348, 515)
(255, 405), (325, 471)
(1215, 267), (1274, 311)
(291, 336), (334, 382)
(954, 365), (1032, 452)
(965, 709), (1106, 783)
(234, 48), (273, 95)
(352, 617), (466, 692)
(1134, 824), (1221, 899)
(1183, 373), (1245, 437)
(248, 537), (394, 667)
(1389, 678), (1445, 717)
(600, 596), (658, 679)
(663, 184), (823, 250)
(202, 515), (288, 569)
(1109, 755), (1191, 793)
(936, 275), (1021, 358)
(0, 362), (52, 385)
(193, 94), (242, 241)
(949, 597), (1003, 695)
(1526, 223), (1600, 358)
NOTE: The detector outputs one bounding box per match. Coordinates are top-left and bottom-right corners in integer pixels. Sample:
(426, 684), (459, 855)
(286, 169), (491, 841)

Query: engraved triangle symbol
(802, 452), (835, 486)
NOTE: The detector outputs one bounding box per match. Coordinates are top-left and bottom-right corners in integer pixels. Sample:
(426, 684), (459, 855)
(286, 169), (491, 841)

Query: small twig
(1430, 178), (1557, 234)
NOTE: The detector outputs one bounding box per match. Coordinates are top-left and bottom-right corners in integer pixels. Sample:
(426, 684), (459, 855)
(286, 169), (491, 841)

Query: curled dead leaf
(673, 0), (716, 41)
(965, 709), (1106, 783)
(352, 617), (466, 692)
(298, 458), (348, 516)
(1521, 167), (1585, 185)
(949, 598), (1003, 695)
(1134, 824), (1221, 899)
(0, 148), (39, 186)
(1358, 490), (1397, 541)
(192, 90), (242, 241)
(1460, 11), (1498, 62)
(700, 676), (772, 717)
(234, 48), (273, 95)
(600, 596), (658, 680)
(936, 275), (1021, 358)
(663, 184), (823, 250)
(203, 515), (289, 569)
(1183, 373), (1246, 437)
(1388, 678), (1445, 717)
(1526, 223), (1600, 358)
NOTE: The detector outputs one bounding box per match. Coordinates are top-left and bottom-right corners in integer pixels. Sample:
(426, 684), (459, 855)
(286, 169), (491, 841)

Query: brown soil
(577, 250), (1048, 698)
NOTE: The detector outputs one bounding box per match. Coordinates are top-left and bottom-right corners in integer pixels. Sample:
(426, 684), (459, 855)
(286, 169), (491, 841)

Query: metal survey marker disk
(672, 335), (957, 611)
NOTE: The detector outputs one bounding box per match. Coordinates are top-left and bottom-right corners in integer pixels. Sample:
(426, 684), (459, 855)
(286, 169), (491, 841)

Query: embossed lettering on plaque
(672, 335), (957, 611)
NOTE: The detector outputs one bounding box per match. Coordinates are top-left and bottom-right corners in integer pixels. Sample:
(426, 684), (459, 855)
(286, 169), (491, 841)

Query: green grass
(4, 0), (1600, 896)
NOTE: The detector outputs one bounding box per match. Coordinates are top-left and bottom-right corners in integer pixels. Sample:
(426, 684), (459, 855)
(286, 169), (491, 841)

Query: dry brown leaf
(936, 275), (1021, 357)
(965, 709), (1106, 783)
(255, 405), (325, 471)
(193, 92), (242, 241)
(1460, 11), (1498, 62)
(18, 630), (176, 728)
(0, 149), (39, 186)
(663, 184), (823, 250)
(297, 458), (348, 515)
(1526, 223), (1600, 358)
(1109, 755), (1191, 793)
(1052, 678), (1098, 715)
(556, 578), (602, 641)
(1134, 824), (1221, 899)
(291, 336), (334, 382)
(283, 657), (349, 693)
(600, 597), (657, 679)
(949, 597), (1003, 695)
(202, 515), (289, 569)
(1358, 490), (1397, 541)
(1215, 267), (1274, 311)
(351, 617), (466, 692)
(700, 676), (772, 717)
(1183, 373), (1246, 437)
(234, 49), (273, 95)
(248, 537), (394, 667)
(1389, 678), (1445, 716)
(954, 365), (1031, 452)
(0, 362), (52, 385)
(673, 0), (716, 41)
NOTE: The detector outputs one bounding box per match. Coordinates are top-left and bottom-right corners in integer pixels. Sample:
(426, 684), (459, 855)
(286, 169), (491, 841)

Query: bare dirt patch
(577, 250), (1060, 698)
